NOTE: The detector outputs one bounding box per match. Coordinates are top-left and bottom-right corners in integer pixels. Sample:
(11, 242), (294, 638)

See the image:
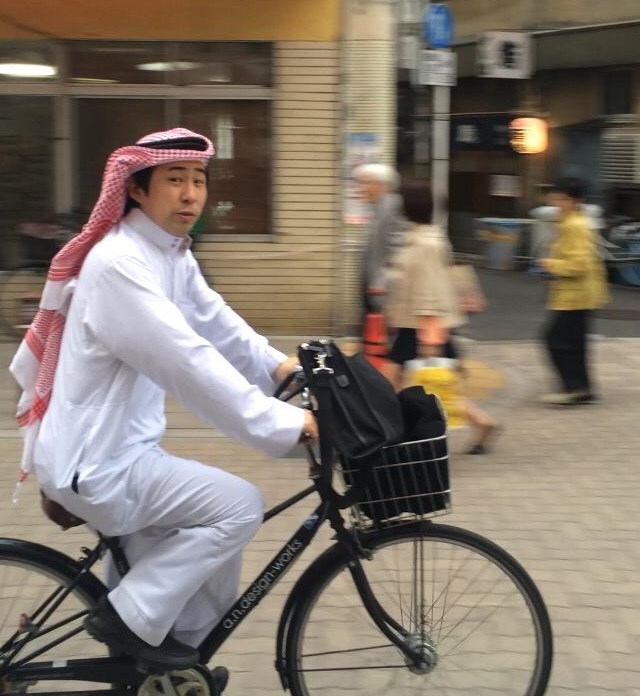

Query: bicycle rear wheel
(285, 522), (552, 696)
(0, 539), (109, 694)
(0, 263), (48, 339)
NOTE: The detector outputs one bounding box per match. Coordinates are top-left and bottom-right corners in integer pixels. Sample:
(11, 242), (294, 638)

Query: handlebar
(274, 366), (353, 511)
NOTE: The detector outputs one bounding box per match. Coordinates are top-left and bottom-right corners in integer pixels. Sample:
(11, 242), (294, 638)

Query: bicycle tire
(0, 263), (49, 340)
(284, 522), (552, 696)
(0, 538), (110, 694)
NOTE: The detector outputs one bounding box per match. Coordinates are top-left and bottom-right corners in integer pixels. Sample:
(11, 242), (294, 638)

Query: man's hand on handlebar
(299, 408), (319, 444)
(273, 356), (300, 384)
(274, 356), (318, 443)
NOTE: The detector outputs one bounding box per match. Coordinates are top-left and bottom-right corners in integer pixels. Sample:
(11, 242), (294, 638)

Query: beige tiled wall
(196, 42), (340, 336)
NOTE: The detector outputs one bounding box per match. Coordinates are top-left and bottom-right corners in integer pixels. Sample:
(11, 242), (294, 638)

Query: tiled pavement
(0, 336), (639, 695)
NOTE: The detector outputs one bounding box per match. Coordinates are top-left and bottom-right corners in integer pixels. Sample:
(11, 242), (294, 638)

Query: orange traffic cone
(362, 312), (388, 372)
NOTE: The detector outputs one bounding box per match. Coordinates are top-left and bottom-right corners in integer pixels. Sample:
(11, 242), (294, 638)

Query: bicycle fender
(275, 541), (350, 691)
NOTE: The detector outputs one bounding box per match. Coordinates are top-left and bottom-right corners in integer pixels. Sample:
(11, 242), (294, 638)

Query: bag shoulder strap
(297, 340), (339, 468)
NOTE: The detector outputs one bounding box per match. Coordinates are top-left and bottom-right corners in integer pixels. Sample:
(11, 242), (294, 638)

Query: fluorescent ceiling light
(89, 47), (149, 54)
(71, 77), (118, 84)
(136, 61), (200, 72)
(0, 62), (57, 78)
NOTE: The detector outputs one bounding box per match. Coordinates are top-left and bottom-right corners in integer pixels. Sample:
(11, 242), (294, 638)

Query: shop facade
(393, 1), (640, 255)
(448, 4), (640, 254)
(0, 0), (399, 335)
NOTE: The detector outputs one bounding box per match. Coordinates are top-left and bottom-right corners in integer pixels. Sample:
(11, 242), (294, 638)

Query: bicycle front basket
(340, 436), (451, 527)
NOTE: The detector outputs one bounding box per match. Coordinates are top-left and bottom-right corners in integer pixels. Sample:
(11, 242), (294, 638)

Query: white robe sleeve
(84, 255), (304, 458)
(181, 253), (287, 395)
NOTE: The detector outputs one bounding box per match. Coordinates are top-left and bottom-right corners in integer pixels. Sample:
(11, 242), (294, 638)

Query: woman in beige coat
(383, 179), (497, 454)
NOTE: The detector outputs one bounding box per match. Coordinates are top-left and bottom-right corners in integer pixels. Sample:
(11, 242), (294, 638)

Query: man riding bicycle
(9, 128), (318, 692)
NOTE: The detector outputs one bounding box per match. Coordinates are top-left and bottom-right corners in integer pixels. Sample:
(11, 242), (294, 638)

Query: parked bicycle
(0, 212), (84, 339)
(0, 351), (552, 695)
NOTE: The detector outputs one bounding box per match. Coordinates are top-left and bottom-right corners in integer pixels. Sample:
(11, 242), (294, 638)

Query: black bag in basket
(344, 387), (450, 521)
(297, 340), (404, 460)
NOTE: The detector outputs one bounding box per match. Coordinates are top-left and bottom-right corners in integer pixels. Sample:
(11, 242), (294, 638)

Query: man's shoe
(84, 596), (198, 670)
(209, 666), (229, 695)
(573, 390), (599, 404)
(540, 391), (579, 406)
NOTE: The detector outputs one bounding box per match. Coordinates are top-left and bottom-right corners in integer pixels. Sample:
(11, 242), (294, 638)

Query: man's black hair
(553, 177), (586, 201)
(124, 167), (154, 214)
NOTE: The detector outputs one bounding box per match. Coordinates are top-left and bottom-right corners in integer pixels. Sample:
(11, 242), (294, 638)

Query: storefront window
(67, 41), (271, 87)
(0, 97), (54, 218)
(68, 42), (168, 85)
(75, 98), (270, 235)
(76, 100), (164, 212)
(173, 43), (272, 87)
(0, 96), (53, 267)
(180, 100), (271, 235)
(0, 40), (272, 238)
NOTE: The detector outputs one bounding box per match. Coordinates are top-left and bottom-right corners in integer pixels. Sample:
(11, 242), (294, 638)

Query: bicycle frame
(2, 378), (424, 692)
(2, 466), (423, 696)
(2, 472), (405, 695)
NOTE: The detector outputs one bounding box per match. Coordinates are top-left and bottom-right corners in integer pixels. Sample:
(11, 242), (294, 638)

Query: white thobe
(34, 208), (304, 646)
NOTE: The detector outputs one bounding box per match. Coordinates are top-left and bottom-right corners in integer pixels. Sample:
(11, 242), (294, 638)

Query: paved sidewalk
(1, 337), (639, 694)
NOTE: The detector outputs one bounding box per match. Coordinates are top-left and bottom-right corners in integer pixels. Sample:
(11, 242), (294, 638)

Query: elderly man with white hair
(353, 163), (406, 314)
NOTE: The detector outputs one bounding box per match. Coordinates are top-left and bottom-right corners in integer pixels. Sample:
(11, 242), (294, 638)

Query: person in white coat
(9, 128), (317, 683)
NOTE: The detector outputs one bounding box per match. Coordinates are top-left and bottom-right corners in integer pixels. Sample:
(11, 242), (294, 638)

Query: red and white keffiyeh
(9, 127), (214, 494)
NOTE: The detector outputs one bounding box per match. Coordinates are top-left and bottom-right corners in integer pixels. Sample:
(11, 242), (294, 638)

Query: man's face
(549, 191), (577, 218)
(128, 160), (208, 237)
(358, 176), (385, 203)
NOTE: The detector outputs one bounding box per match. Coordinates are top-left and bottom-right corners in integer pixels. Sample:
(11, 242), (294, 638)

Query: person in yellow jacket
(538, 177), (609, 405)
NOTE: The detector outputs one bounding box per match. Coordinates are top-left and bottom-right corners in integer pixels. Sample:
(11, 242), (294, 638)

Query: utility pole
(418, 2), (455, 228)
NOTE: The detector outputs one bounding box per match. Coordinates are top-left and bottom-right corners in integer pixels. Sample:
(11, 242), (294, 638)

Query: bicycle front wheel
(0, 539), (109, 694)
(285, 522), (552, 696)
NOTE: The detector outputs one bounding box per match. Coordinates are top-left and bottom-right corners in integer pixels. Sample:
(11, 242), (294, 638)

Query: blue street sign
(422, 3), (454, 49)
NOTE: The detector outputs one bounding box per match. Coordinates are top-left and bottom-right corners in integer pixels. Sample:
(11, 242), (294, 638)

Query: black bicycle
(0, 361), (553, 696)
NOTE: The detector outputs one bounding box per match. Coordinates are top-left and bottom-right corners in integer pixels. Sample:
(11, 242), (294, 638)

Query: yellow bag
(404, 357), (466, 427)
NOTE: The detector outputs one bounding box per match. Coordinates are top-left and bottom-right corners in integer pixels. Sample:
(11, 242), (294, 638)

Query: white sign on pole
(477, 31), (533, 79)
(399, 35), (419, 70)
(418, 49), (457, 87)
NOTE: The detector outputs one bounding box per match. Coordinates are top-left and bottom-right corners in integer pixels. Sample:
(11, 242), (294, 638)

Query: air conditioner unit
(601, 127), (640, 184)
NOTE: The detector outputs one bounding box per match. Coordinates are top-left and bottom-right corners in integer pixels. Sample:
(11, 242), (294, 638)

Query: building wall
(0, 0), (340, 41)
(535, 0), (640, 28)
(0, 1), (344, 334)
(452, 0), (640, 37)
(537, 70), (601, 128)
(0, 0), (401, 335)
(196, 41), (340, 335)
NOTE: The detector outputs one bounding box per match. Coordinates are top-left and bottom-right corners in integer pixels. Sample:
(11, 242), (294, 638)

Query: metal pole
(431, 82), (450, 228)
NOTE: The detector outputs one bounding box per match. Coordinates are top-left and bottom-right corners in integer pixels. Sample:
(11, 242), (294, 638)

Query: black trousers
(543, 309), (592, 393)
(387, 327), (459, 365)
